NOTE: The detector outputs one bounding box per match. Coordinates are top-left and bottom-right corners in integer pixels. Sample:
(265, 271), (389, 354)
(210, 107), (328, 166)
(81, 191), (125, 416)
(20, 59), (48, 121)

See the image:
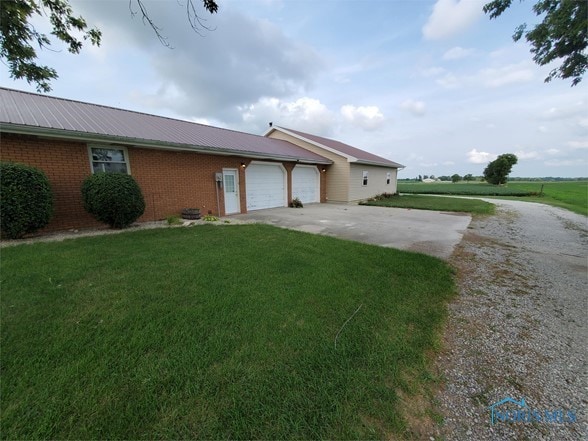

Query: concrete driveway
(233, 204), (471, 260)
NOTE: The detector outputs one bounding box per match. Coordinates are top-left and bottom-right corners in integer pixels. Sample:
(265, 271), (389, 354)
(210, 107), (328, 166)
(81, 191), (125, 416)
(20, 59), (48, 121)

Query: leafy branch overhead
(484, 0), (587, 86)
(0, 0), (219, 92)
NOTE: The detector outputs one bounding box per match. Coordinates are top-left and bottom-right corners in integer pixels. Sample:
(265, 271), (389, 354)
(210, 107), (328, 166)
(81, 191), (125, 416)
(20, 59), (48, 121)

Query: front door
(223, 169), (240, 214)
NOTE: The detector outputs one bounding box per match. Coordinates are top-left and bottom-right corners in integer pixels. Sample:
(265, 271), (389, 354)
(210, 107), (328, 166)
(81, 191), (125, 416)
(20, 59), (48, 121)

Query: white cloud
(420, 66), (446, 77)
(406, 153), (425, 162)
(436, 73), (460, 89)
(442, 160), (455, 166)
(546, 149), (560, 155)
(544, 158), (588, 167)
(73, 3), (322, 121)
(443, 46), (474, 60)
(467, 149), (496, 164)
(540, 103), (587, 121)
(515, 150), (540, 160)
(422, 0), (486, 40)
(188, 116), (215, 126)
(419, 162), (439, 167)
(340, 105), (385, 131)
(399, 99), (426, 116)
(538, 126), (548, 133)
(240, 97), (334, 135)
(477, 63), (534, 87)
(567, 140), (588, 149)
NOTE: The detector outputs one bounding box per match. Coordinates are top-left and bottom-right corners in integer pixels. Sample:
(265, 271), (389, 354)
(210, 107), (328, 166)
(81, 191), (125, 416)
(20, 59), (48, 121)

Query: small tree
(463, 173), (474, 181)
(81, 173), (145, 228)
(483, 154), (518, 185)
(0, 162), (54, 238)
(451, 174), (461, 183)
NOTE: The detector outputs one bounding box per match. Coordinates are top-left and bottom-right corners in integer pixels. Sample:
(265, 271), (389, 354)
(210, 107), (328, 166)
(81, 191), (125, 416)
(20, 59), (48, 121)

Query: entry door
(223, 169), (240, 214)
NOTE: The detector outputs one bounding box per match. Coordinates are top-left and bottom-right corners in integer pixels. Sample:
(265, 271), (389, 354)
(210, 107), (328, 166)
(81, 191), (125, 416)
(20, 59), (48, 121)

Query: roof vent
(269, 122), (273, 127)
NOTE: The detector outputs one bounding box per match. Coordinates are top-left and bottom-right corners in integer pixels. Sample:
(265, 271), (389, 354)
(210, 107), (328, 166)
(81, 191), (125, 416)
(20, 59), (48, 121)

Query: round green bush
(0, 162), (54, 239)
(81, 173), (145, 228)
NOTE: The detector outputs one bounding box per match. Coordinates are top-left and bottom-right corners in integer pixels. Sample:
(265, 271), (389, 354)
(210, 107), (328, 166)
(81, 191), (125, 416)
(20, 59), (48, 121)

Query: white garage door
(246, 163), (286, 210)
(292, 165), (319, 204)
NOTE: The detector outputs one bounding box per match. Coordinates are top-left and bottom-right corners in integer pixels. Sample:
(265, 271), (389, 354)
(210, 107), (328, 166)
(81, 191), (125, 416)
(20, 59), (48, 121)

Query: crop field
(398, 181), (587, 216)
(398, 182), (538, 196)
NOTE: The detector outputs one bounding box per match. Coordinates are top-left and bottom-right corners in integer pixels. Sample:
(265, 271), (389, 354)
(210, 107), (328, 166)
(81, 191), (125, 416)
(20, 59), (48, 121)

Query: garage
(292, 165), (320, 204)
(246, 162), (287, 210)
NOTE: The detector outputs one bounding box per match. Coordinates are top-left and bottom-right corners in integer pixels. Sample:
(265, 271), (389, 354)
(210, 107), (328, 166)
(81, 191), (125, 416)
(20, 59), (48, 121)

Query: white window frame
(88, 145), (131, 174)
(362, 170), (368, 186)
(386, 172), (391, 185)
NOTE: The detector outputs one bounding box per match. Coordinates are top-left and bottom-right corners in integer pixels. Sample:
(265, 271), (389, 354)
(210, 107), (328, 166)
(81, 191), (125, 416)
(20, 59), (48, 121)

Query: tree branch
(130, 0), (172, 48)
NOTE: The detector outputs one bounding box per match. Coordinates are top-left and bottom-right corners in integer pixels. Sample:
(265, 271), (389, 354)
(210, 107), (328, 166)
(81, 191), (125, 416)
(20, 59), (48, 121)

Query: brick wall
(129, 147), (249, 220)
(1, 133), (100, 231)
(1, 133), (328, 232)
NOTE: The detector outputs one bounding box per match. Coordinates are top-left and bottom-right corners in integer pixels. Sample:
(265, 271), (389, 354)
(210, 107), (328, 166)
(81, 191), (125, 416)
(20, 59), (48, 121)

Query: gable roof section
(0, 88), (331, 165)
(266, 126), (403, 168)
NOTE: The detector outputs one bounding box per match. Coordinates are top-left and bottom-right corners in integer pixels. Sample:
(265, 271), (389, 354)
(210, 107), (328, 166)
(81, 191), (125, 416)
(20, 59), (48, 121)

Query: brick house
(1, 88), (402, 232)
(0, 88), (333, 231)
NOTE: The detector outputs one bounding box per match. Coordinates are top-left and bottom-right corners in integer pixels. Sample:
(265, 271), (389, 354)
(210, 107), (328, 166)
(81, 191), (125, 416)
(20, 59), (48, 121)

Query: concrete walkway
(233, 204), (472, 260)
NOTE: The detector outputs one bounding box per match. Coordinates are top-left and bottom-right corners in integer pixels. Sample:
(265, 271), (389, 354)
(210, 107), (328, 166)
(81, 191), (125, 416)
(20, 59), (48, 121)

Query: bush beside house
(0, 162), (54, 239)
(81, 173), (145, 229)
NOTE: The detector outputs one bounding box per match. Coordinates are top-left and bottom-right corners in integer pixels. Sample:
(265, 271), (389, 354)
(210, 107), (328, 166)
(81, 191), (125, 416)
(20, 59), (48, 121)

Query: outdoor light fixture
(240, 162), (246, 169)
(321, 167), (326, 172)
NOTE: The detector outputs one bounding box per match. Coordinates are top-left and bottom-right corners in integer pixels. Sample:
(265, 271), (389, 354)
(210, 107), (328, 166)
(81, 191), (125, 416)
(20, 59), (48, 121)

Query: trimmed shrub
(0, 162), (54, 239)
(81, 173), (145, 228)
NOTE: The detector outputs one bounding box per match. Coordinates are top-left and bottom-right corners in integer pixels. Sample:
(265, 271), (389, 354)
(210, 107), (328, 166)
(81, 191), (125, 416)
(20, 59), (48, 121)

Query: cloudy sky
(2, 0), (587, 177)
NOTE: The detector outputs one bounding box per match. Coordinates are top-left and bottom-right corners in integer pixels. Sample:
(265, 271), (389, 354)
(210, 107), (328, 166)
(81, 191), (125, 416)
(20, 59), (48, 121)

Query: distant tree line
(508, 177), (588, 181)
(402, 153), (586, 184)
(404, 153), (521, 185)
(403, 174), (480, 183)
(399, 175), (587, 183)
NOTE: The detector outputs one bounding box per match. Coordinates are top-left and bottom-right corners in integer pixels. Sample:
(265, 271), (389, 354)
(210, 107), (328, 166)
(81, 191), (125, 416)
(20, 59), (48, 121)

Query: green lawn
(398, 181), (587, 216)
(361, 194), (495, 214)
(1, 225), (455, 439)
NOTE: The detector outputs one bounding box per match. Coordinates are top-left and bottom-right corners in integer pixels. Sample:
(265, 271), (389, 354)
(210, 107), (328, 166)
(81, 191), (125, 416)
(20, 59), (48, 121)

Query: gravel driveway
(435, 199), (587, 440)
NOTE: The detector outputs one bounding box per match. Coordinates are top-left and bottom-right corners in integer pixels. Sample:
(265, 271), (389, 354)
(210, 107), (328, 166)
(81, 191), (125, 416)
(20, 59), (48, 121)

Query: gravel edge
(434, 200), (587, 440)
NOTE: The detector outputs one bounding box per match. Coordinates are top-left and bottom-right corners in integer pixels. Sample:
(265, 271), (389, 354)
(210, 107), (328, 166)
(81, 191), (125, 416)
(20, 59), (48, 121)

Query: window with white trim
(362, 170), (368, 186)
(386, 172), (391, 185)
(90, 147), (129, 174)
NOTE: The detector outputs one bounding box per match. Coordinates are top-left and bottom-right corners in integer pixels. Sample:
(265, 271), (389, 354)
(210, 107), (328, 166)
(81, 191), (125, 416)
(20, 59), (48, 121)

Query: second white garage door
(246, 162), (286, 210)
(292, 165), (320, 204)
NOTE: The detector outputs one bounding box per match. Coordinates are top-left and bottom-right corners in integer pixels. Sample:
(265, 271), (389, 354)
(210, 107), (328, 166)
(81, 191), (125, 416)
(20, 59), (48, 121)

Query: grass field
(1, 225), (455, 439)
(398, 181), (587, 216)
(361, 194), (495, 214)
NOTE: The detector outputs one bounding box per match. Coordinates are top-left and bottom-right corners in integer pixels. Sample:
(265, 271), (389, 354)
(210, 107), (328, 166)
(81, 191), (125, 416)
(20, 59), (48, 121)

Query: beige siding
(267, 131), (350, 202)
(348, 164), (397, 201)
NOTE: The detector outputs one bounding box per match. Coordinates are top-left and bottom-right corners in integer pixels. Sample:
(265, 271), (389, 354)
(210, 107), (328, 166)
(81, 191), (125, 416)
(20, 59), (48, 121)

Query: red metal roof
(0, 88), (331, 164)
(272, 126), (403, 168)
